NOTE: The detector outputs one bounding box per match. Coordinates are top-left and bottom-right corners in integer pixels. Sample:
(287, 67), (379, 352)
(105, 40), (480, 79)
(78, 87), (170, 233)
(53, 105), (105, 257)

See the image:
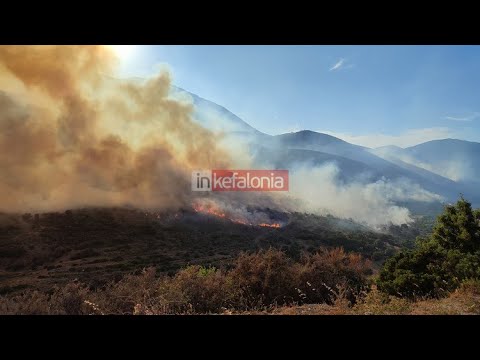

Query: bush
(0, 283), (91, 315)
(294, 248), (372, 304)
(0, 247), (373, 314)
(92, 267), (159, 315)
(353, 287), (411, 315)
(227, 249), (297, 308)
(164, 265), (232, 313)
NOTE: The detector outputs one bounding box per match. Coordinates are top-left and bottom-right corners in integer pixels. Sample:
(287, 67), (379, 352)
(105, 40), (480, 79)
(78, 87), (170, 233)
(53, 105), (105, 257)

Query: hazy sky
(116, 45), (480, 147)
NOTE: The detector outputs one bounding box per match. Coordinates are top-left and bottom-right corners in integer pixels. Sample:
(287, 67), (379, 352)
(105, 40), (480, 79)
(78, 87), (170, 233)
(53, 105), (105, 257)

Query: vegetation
(0, 248), (372, 314)
(378, 197), (480, 299)
(2, 198), (480, 314)
(2, 245), (479, 315)
(271, 280), (480, 315)
(0, 208), (398, 295)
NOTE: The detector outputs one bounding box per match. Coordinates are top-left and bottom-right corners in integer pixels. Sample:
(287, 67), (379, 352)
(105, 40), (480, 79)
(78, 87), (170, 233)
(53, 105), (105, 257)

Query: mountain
(252, 147), (376, 182)
(371, 140), (480, 203)
(373, 139), (480, 184)
(260, 130), (463, 201)
(369, 146), (459, 189)
(371, 145), (407, 159)
(172, 86), (264, 136)
(173, 88), (477, 205)
(404, 139), (480, 183)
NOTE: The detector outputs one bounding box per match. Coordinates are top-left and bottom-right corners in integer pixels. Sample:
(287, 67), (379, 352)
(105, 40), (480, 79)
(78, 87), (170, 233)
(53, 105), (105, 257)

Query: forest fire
(193, 204), (227, 219)
(258, 223), (281, 228)
(192, 202), (282, 228)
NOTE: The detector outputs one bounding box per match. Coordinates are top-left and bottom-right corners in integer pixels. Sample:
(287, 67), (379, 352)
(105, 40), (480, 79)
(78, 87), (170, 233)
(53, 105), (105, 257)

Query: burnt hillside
(0, 208), (402, 295)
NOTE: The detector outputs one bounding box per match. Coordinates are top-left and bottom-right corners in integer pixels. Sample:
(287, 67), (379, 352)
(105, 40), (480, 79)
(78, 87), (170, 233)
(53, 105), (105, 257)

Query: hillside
(0, 207), (407, 295)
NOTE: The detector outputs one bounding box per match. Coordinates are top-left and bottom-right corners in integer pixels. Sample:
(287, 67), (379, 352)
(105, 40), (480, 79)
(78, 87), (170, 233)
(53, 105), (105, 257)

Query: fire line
(192, 203), (281, 228)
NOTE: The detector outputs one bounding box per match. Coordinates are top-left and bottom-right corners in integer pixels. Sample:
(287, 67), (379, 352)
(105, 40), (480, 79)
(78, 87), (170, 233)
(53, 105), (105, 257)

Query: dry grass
(270, 282), (480, 315)
(408, 281), (480, 315)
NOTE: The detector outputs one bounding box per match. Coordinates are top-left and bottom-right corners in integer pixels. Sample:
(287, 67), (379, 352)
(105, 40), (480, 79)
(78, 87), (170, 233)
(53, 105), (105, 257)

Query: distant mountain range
(374, 139), (480, 183)
(174, 87), (480, 206)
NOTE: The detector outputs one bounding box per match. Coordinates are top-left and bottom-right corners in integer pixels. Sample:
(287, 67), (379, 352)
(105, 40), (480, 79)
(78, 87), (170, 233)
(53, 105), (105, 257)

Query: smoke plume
(0, 45), (229, 213)
(285, 163), (443, 227)
(0, 46), (442, 228)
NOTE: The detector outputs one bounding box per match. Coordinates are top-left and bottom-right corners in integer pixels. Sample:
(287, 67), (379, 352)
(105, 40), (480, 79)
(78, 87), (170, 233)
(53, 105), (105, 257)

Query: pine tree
(431, 197), (480, 252)
(378, 197), (480, 298)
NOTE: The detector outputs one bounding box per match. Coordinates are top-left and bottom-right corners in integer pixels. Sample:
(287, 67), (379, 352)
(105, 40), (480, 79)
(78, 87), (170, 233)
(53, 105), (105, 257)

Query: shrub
(353, 287), (411, 315)
(163, 265), (232, 313)
(0, 283), (91, 315)
(293, 248), (373, 304)
(92, 266), (232, 314)
(227, 249), (297, 308)
(0, 247), (373, 314)
(92, 267), (159, 315)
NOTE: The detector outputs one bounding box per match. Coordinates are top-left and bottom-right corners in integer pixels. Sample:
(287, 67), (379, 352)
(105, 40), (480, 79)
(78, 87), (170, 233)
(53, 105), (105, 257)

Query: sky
(114, 45), (480, 148)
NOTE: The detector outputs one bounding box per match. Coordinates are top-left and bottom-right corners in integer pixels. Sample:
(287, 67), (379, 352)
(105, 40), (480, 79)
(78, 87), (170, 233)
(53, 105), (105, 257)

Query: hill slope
(0, 208), (401, 294)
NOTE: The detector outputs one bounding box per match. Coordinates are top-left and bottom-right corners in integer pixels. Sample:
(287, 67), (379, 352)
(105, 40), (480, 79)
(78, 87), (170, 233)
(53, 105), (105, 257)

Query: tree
(431, 197), (480, 252)
(378, 197), (480, 299)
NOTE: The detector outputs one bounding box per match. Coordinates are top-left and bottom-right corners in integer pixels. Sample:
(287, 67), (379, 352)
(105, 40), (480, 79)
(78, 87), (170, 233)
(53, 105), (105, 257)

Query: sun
(106, 45), (137, 61)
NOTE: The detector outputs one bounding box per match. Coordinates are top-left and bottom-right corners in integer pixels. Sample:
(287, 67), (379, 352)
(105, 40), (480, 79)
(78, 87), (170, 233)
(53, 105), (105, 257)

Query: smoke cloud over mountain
(286, 164), (443, 227)
(0, 45), (229, 213)
(0, 46), (444, 227)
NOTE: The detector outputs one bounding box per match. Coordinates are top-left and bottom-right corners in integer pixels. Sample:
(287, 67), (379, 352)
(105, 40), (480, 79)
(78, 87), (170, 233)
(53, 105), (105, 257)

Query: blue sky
(115, 45), (480, 148)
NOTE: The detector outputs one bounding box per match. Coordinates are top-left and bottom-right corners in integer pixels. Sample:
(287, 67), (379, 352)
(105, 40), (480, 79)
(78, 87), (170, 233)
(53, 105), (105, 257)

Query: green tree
(431, 197), (480, 252)
(378, 197), (480, 299)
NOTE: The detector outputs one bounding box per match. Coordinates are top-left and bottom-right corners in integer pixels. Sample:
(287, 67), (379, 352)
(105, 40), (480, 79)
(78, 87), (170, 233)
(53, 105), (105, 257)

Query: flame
(193, 204), (227, 219)
(192, 203), (281, 228)
(258, 223), (281, 228)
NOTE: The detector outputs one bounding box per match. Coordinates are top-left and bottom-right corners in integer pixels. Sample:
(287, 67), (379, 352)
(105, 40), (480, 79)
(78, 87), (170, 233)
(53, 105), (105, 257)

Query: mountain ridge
(175, 86), (479, 204)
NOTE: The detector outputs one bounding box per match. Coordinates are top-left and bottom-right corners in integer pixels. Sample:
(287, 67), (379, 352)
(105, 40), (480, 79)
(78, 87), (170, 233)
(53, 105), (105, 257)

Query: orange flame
(192, 203), (281, 228)
(193, 204), (227, 218)
(258, 223), (281, 228)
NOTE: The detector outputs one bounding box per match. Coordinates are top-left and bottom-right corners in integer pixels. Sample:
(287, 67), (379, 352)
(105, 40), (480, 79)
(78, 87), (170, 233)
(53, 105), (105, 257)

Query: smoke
(371, 147), (473, 182)
(403, 157), (473, 182)
(189, 159), (442, 227)
(0, 45), (443, 228)
(285, 163), (443, 227)
(0, 45), (229, 213)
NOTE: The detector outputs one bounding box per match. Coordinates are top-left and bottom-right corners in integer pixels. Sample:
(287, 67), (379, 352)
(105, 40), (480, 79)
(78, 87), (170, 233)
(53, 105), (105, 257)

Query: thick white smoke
(285, 163), (442, 227)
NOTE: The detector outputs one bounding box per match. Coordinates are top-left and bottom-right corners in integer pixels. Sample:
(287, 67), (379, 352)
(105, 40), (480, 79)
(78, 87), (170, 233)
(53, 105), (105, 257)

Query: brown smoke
(0, 45), (230, 213)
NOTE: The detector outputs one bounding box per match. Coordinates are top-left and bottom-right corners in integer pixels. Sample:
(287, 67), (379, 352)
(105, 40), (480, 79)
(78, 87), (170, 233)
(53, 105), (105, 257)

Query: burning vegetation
(192, 201), (283, 228)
